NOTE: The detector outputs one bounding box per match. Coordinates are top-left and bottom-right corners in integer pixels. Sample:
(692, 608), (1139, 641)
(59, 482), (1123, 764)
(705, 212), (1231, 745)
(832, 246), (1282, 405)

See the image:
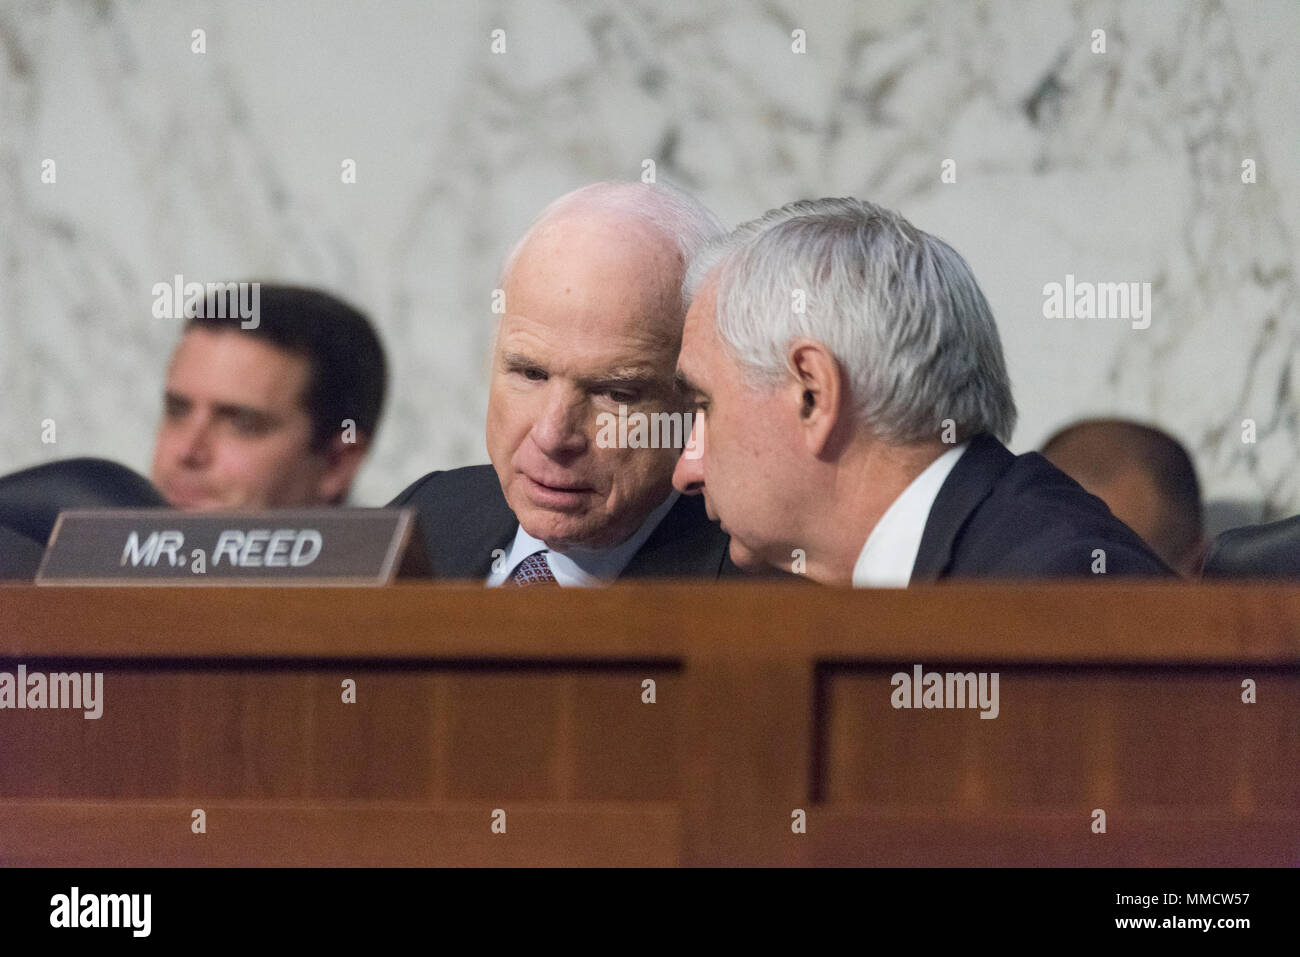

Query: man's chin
(726, 537), (768, 571)
(161, 488), (220, 510)
(183, 498), (239, 511)
(517, 508), (603, 551)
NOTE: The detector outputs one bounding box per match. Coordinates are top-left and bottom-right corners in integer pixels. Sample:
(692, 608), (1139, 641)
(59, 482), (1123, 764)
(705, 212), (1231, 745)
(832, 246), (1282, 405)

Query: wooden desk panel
(822, 667), (1300, 810)
(0, 583), (1296, 866)
(0, 666), (682, 802)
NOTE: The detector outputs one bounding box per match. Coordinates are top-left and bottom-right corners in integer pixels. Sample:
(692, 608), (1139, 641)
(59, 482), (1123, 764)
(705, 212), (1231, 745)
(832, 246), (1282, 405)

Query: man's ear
(786, 339), (844, 457)
(314, 432), (371, 505)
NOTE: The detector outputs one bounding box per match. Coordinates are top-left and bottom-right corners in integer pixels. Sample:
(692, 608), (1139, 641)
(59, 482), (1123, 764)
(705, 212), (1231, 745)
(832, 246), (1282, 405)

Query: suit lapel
(910, 434), (1017, 582)
(429, 483), (518, 580)
(621, 493), (727, 579)
(439, 518), (517, 580)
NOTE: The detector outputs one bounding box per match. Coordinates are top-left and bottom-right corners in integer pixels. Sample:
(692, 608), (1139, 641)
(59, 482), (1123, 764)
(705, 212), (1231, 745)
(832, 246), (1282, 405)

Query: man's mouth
(522, 474), (595, 509)
(162, 482), (212, 508)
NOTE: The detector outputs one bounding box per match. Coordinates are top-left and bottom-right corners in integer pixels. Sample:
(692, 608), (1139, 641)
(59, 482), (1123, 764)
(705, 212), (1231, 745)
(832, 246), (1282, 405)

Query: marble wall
(2, 0), (1296, 520)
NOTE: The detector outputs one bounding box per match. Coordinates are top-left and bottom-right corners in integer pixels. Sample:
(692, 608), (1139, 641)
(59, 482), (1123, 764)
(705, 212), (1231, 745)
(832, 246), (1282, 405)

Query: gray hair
(501, 180), (723, 313)
(685, 197), (1017, 444)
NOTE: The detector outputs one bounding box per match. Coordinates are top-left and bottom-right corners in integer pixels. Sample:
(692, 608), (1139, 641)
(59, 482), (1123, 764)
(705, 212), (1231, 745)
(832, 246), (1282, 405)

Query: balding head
(500, 181), (723, 320)
(1042, 419), (1205, 576)
(486, 182), (723, 549)
(504, 203), (686, 348)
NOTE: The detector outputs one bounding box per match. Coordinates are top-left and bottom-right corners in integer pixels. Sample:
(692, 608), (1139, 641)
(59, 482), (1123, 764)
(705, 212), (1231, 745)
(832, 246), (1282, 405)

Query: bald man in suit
(392, 182), (746, 584)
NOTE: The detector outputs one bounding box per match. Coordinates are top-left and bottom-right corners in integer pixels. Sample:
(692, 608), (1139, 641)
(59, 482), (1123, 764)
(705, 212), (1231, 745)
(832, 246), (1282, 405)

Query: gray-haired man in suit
(672, 198), (1171, 585)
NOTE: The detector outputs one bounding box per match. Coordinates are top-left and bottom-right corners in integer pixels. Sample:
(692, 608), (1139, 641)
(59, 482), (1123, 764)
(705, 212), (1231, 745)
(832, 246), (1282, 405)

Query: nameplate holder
(35, 508), (429, 586)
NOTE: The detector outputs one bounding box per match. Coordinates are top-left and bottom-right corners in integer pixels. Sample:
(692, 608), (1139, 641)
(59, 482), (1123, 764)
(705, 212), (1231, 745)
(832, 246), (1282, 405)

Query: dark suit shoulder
(1204, 515), (1300, 578)
(623, 492), (731, 579)
(939, 444), (1173, 578)
(0, 525), (45, 580)
(390, 464), (502, 509)
(387, 465), (515, 579)
(628, 492), (794, 581)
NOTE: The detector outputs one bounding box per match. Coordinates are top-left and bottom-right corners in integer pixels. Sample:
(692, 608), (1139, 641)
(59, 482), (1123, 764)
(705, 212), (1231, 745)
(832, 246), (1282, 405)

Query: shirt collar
(488, 490), (680, 586)
(852, 442), (969, 588)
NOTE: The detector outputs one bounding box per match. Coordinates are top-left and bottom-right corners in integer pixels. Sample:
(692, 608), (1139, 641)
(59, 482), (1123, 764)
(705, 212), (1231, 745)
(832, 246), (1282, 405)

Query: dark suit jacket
(388, 465), (741, 580)
(0, 525), (45, 580)
(1201, 514), (1300, 579)
(912, 434), (1173, 580)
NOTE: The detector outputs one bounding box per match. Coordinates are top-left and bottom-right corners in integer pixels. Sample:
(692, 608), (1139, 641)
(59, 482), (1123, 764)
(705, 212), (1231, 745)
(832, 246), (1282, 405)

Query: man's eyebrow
(674, 368), (708, 399)
(211, 402), (278, 425)
(575, 367), (661, 389)
(501, 351), (541, 369)
(502, 352), (664, 389)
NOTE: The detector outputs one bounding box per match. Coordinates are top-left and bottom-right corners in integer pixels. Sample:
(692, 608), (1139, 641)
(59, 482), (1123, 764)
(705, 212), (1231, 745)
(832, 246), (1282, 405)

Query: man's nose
(171, 416), (214, 468)
(673, 416), (705, 495)
(530, 386), (589, 458)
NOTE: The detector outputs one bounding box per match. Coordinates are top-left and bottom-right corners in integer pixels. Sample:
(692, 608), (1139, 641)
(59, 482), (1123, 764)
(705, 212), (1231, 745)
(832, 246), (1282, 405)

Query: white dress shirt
(486, 491), (680, 587)
(852, 442), (969, 588)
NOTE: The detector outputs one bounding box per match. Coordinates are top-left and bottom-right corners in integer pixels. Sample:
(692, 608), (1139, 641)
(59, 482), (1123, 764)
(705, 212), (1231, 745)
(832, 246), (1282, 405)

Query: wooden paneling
(0, 583), (1297, 865)
(0, 801), (681, 867)
(821, 667), (1300, 811)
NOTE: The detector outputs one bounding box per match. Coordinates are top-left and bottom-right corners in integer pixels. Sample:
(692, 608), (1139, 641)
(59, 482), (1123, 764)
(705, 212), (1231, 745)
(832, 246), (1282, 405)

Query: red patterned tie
(507, 550), (559, 587)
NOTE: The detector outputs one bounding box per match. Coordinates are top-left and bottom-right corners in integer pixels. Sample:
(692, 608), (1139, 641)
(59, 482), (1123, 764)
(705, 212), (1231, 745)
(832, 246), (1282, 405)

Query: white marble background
(1, 0), (1296, 520)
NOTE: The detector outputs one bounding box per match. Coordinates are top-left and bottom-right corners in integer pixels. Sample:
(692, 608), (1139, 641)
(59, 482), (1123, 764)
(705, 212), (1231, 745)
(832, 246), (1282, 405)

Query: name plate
(35, 508), (427, 586)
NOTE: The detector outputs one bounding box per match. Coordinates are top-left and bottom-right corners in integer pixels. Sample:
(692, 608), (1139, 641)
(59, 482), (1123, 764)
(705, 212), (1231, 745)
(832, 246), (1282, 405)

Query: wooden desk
(1, 583), (1296, 866)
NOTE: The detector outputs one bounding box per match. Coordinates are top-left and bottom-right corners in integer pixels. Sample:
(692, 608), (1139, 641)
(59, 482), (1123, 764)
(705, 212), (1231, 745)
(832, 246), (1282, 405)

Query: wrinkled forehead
(495, 309), (677, 384)
(509, 211), (681, 308)
(497, 213), (685, 374)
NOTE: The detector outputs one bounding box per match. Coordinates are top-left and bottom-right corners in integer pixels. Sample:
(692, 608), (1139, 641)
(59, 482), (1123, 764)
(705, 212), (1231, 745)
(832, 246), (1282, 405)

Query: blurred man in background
(1041, 419), (1207, 577)
(151, 284), (387, 509)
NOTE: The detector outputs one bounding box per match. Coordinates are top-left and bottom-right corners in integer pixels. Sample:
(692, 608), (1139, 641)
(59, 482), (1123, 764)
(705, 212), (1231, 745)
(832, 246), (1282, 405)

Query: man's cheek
(503, 412), (535, 462)
(484, 395), (511, 449)
(228, 454), (269, 505)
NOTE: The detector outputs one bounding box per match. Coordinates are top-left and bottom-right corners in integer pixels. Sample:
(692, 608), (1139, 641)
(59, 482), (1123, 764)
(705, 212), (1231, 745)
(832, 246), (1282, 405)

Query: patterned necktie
(507, 549), (559, 587)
